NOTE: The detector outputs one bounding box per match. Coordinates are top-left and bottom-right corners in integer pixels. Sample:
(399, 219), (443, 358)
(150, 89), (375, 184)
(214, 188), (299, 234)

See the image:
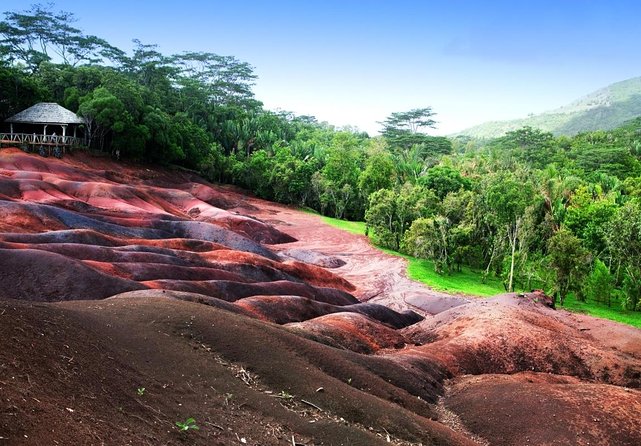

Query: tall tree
(380, 108), (436, 139)
(171, 51), (260, 110)
(0, 4), (122, 70)
(606, 200), (641, 310)
(419, 165), (471, 200)
(480, 173), (534, 291)
(547, 229), (590, 305)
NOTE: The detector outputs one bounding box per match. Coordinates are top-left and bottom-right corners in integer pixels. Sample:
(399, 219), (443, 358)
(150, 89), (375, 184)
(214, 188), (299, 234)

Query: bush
(584, 259), (614, 306)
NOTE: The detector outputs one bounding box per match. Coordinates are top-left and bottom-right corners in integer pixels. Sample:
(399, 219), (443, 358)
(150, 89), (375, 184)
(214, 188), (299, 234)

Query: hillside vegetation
(3, 5), (641, 318)
(457, 76), (641, 138)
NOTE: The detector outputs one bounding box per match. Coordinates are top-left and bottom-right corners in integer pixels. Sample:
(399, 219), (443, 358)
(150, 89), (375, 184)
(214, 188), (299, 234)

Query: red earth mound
(0, 150), (355, 305)
(445, 372), (641, 446)
(401, 294), (641, 387)
(0, 248), (145, 301)
(287, 312), (407, 354)
(141, 279), (357, 305)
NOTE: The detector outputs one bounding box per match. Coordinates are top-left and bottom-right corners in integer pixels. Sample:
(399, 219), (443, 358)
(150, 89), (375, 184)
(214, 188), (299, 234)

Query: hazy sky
(3, 0), (641, 134)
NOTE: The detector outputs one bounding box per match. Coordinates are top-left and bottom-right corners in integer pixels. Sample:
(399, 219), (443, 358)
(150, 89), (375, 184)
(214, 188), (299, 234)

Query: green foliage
(402, 216), (452, 274)
(490, 127), (556, 168)
(358, 150), (396, 199)
(481, 173), (533, 226)
(175, 417), (199, 432)
(585, 259), (615, 307)
(606, 200), (641, 277)
(78, 86), (133, 152)
(310, 134), (367, 219)
(0, 4), (123, 70)
(564, 187), (616, 254)
(419, 165), (471, 199)
(0, 65), (46, 119)
(365, 184), (438, 251)
(622, 272), (641, 311)
(606, 201), (641, 311)
(171, 51), (259, 109)
(380, 107), (436, 147)
(547, 229), (591, 305)
(365, 188), (397, 248)
(571, 134), (641, 180)
(321, 216), (506, 296)
(323, 206), (641, 328)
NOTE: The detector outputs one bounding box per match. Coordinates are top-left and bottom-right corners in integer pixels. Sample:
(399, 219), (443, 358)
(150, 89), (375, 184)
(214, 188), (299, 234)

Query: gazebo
(1, 102), (85, 155)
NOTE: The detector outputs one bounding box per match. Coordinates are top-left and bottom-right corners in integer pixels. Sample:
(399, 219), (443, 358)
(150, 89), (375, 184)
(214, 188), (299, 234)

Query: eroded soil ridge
(1, 149), (640, 445)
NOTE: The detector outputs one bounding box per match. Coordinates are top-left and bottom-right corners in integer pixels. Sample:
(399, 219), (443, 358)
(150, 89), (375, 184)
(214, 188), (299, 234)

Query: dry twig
(300, 399), (323, 411)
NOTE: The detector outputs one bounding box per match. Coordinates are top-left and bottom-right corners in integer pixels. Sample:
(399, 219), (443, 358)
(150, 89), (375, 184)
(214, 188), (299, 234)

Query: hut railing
(0, 132), (83, 147)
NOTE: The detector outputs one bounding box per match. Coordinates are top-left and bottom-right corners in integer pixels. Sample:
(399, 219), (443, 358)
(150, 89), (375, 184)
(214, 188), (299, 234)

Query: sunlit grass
(375, 248), (505, 296)
(405, 256), (506, 297)
(562, 295), (641, 329)
(319, 215), (367, 235)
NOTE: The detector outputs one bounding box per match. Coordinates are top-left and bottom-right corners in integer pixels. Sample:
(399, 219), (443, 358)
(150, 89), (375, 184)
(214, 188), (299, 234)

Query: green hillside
(457, 76), (641, 138)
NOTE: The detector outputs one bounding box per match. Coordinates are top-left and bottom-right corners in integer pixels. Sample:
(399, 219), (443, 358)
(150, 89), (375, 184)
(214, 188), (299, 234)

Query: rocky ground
(1, 148), (640, 445)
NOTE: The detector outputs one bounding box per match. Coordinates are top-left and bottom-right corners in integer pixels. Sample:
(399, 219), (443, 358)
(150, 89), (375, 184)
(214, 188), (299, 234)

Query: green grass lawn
(376, 248), (506, 296)
(562, 294), (641, 329)
(319, 215), (367, 235)
(318, 214), (641, 328)
(405, 256), (506, 297)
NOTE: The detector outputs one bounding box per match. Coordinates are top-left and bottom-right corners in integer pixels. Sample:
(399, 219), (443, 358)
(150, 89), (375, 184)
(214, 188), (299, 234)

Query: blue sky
(3, 1), (641, 134)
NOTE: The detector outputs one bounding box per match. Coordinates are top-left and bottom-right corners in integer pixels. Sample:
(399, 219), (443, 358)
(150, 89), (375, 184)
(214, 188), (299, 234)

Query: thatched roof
(5, 102), (83, 125)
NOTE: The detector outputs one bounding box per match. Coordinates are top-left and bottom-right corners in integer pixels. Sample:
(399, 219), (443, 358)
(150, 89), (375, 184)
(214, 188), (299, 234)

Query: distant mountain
(456, 76), (641, 139)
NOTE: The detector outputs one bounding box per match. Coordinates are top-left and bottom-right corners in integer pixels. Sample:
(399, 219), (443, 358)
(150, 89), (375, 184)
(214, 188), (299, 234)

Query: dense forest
(2, 5), (641, 312)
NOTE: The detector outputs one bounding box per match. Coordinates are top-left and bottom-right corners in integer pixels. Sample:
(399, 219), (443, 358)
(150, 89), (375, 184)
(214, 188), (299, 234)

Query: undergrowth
(563, 294), (641, 329)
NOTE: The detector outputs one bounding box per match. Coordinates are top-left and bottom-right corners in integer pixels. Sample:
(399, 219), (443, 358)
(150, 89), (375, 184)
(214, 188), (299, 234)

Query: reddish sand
(1, 148), (641, 445)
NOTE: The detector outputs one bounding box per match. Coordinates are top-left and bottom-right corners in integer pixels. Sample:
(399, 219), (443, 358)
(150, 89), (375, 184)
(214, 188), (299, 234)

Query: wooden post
(61, 125), (67, 153)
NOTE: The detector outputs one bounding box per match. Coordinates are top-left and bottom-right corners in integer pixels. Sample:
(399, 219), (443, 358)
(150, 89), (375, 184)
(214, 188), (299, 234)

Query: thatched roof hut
(6, 102), (83, 125)
(1, 103), (84, 151)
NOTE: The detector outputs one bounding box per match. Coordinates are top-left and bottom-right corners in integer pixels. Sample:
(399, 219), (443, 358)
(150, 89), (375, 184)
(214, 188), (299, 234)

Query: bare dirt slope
(1, 148), (641, 445)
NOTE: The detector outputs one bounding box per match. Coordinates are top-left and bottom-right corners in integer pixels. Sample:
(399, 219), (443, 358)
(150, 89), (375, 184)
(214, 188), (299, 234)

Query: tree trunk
(507, 218), (521, 293)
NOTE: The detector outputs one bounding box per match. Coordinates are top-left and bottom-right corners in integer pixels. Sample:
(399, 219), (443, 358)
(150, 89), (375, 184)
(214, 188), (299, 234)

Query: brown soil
(1, 148), (640, 445)
(446, 373), (641, 446)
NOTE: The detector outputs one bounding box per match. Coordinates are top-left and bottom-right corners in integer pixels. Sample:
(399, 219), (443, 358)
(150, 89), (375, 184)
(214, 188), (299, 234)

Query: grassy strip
(318, 215), (641, 327)
(405, 257), (506, 297)
(319, 215), (367, 235)
(319, 216), (503, 296)
(562, 295), (641, 329)
(376, 248), (505, 296)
